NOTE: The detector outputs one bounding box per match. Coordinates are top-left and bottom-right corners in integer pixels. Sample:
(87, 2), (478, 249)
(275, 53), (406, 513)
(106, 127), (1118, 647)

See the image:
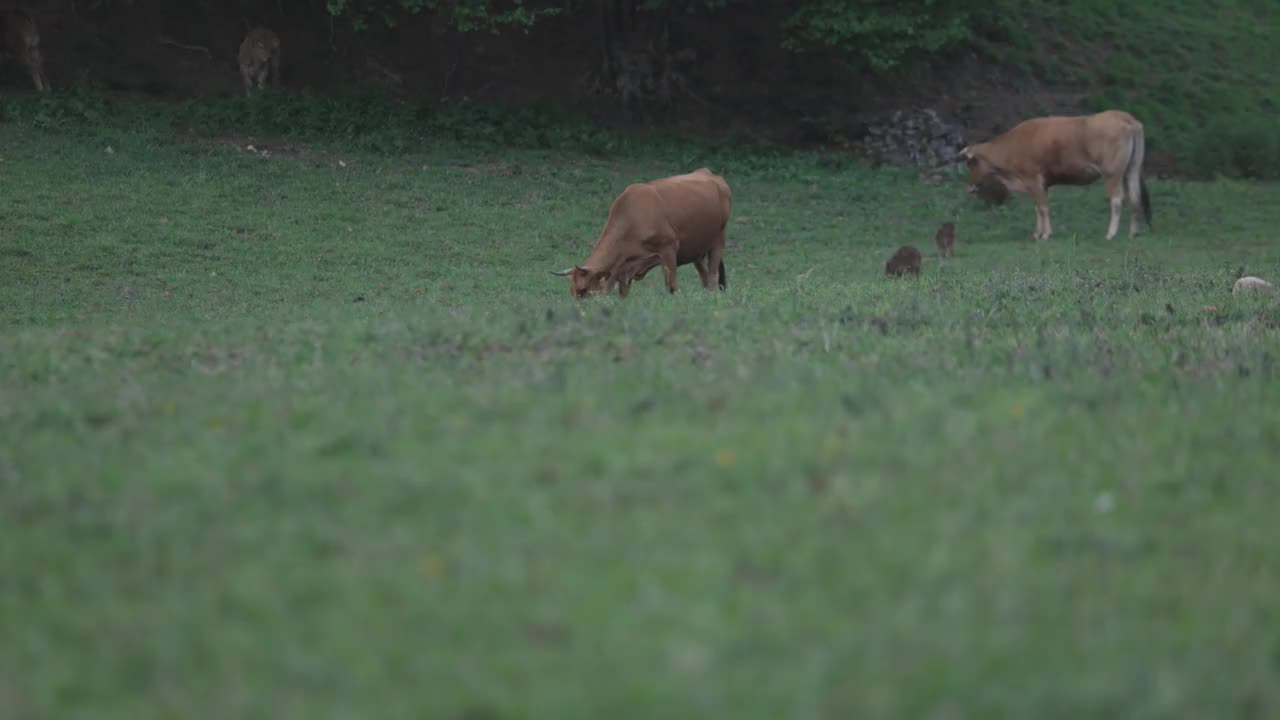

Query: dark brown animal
(973, 175), (1009, 208)
(238, 26), (281, 96)
(885, 245), (922, 277)
(551, 168), (731, 299)
(934, 222), (955, 258)
(2, 9), (48, 93)
(959, 110), (1151, 241)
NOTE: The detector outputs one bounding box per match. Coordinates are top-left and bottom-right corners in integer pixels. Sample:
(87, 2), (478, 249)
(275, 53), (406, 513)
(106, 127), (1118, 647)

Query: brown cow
(551, 168), (731, 299)
(959, 110), (1151, 241)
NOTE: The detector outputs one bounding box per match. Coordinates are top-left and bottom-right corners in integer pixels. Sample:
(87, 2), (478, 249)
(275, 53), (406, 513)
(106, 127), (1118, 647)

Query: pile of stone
(857, 108), (967, 167)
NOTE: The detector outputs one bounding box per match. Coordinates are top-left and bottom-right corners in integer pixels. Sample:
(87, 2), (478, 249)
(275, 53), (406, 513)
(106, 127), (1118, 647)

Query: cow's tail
(717, 260), (727, 291)
(1139, 175), (1151, 230)
(1126, 121), (1151, 229)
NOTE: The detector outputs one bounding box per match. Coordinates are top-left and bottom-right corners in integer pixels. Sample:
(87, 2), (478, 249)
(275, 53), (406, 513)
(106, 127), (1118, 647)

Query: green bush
(1, 82), (114, 129)
(1188, 115), (1280, 180)
(165, 89), (418, 152)
(781, 0), (1022, 72)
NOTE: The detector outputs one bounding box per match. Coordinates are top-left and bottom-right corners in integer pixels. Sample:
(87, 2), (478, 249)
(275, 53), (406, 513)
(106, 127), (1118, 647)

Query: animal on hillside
(959, 109), (1151, 241)
(885, 245), (923, 277)
(238, 26), (281, 96)
(551, 167), (732, 299)
(934, 222), (956, 258)
(2, 9), (48, 93)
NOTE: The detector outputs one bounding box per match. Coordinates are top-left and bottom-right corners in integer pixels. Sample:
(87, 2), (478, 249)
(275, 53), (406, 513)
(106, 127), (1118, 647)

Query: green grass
(1026, 0), (1279, 178)
(3, 112), (1280, 719)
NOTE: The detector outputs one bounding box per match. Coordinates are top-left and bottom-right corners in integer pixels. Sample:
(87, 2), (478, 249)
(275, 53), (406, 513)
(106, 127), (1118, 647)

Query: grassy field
(3, 113), (1280, 719)
(1025, 0), (1279, 178)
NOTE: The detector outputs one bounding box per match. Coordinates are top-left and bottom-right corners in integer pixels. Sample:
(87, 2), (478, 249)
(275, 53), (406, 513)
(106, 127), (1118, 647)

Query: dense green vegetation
(322, 0), (1010, 71)
(318, 0), (1278, 177)
(35, 0), (1276, 178)
(3, 98), (1279, 717)
(1044, 0), (1280, 179)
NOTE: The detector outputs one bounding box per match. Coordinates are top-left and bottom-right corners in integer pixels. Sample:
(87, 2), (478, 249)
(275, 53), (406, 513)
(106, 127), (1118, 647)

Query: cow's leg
(1104, 175), (1124, 240)
(692, 257), (715, 290)
(658, 245), (679, 293)
(1030, 184), (1051, 240)
(628, 253), (660, 285)
(705, 229), (726, 291)
(1127, 177), (1145, 238)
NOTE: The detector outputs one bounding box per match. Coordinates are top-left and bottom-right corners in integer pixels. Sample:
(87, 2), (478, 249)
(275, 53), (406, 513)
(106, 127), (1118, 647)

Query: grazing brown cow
(2, 9), (48, 93)
(885, 245), (922, 277)
(551, 168), (731, 299)
(934, 222), (955, 258)
(959, 110), (1151, 241)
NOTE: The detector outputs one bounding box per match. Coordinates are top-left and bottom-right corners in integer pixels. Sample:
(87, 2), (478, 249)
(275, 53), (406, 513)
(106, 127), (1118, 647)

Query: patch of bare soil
(452, 161), (520, 176)
(172, 127), (359, 169)
(199, 133), (307, 159)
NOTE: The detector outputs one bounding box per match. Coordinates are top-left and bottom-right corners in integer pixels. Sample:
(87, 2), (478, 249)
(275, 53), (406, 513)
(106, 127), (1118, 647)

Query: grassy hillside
(1017, 0), (1279, 178)
(3, 108), (1280, 718)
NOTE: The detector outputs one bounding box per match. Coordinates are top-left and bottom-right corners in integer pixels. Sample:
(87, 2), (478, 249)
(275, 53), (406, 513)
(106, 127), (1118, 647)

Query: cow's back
(1080, 110), (1142, 161)
(648, 169), (730, 257)
(998, 111), (1140, 173)
(1085, 109), (1140, 130)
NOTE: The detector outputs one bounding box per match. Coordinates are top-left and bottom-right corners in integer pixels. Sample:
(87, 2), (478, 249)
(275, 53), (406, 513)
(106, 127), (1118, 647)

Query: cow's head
(960, 144), (1012, 206)
(550, 264), (606, 299)
(960, 144), (1016, 200)
(958, 145), (999, 194)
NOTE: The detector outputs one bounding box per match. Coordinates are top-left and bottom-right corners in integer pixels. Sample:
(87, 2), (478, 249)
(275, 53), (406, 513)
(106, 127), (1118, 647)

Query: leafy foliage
(1189, 115), (1280, 180)
(781, 0), (1017, 71)
(161, 91), (628, 153)
(0, 81), (115, 128)
(323, 0), (566, 32)
(322, 0), (1015, 73)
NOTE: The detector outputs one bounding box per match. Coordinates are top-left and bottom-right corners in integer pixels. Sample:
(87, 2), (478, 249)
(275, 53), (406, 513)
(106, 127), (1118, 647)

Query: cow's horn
(550, 267), (574, 276)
